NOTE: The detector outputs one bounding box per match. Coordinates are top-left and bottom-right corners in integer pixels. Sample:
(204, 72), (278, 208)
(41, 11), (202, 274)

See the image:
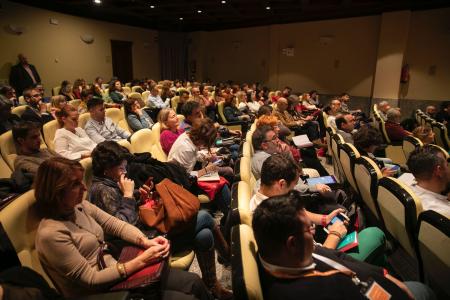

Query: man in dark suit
(21, 88), (54, 125)
(9, 54), (41, 96)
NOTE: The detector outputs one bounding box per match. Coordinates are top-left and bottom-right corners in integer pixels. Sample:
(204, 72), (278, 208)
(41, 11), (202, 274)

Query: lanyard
(261, 253), (368, 289)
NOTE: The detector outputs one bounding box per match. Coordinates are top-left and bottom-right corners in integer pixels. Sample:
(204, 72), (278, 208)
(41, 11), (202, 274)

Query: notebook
(190, 171), (221, 182)
(292, 134), (314, 148)
(336, 231), (358, 252)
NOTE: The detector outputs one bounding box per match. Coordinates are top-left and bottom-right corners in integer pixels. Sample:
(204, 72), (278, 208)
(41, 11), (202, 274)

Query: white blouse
(54, 127), (97, 160)
(167, 132), (199, 172)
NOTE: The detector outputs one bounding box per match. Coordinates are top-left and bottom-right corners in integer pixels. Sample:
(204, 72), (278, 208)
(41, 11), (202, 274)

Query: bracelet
(321, 215), (327, 227)
(116, 263), (127, 278)
(328, 231), (342, 239)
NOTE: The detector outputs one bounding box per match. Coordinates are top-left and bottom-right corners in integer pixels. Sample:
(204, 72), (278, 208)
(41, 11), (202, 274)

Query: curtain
(159, 31), (189, 80)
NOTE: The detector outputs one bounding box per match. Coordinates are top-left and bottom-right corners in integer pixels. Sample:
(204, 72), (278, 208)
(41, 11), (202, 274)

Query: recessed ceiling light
(266, 6), (271, 10)
(197, 10), (202, 13)
(179, 17), (184, 20)
(221, 1), (226, 3)
(94, 0), (101, 4)
(150, 5), (155, 8)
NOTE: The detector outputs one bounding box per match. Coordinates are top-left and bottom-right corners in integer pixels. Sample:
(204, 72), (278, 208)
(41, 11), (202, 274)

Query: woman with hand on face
(35, 157), (211, 300)
(90, 141), (233, 299)
(109, 80), (127, 104)
(54, 104), (97, 160)
(124, 97), (154, 132)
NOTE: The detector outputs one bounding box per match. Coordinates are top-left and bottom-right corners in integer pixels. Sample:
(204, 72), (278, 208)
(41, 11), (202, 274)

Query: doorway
(110, 40), (133, 83)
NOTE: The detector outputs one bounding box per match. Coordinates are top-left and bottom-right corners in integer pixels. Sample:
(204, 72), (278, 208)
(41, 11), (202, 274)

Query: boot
(196, 249), (233, 300)
(213, 226), (230, 265)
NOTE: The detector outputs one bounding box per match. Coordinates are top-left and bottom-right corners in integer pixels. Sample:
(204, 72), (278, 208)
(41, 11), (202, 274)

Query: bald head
(277, 97), (288, 111)
(378, 101), (390, 113)
(18, 53), (28, 65)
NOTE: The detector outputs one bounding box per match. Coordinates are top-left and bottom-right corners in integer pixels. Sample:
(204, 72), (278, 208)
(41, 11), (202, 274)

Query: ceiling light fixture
(221, 1), (226, 3)
(94, 0), (101, 4)
(150, 5), (155, 8)
(197, 10), (202, 13)
(179, 17), (184, 20)
(266, 6), (271, 10)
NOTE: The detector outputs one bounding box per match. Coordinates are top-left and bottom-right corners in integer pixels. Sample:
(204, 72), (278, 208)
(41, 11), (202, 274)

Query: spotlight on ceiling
(179, 17), (184, 20)
(197, 10), (202, 13)
(221, 1), (226, 3)
(93, 0), (101, 4)
(150, 5), (155, 8)
(266, 6), (271, 10)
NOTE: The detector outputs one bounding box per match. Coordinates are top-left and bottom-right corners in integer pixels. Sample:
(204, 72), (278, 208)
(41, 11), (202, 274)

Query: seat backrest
(128, 92), (142, 100)
(122, 86), (131, 94)
(1, 130), (19, 170)
(171, 96), (180, 112)
(18, 96), (26, 105)
(325, 127), (335, 156)
(150, 122), (161, 144)
(150, 143), (168, 162)
(339, 143), (361, 192)
(242, 141), (252, 158)
(78, 112), (91, 129)
(0, 154), (12, 178)
(119, 106), (133, 133)
(428, 144), (449, 160)
(237, 181), (253, 226)
(131, 86), (141, 93)
(377, 177), (423, 257)
(43, 119), (59, 150)
(217, 101), (227, 123)
(231, 224), (263, 300)
(402, 136), (423, 160)
(142, 91), (150, 102)
(105, 108), (122, 125)
(52, 86), (61, 96)
(354, 156), (383, 220)
(0, 190), (54, 287)
(417, 210), (450, 297)
(432, 122), (449, 150)
(130, 128), (153, 154)
(331, 133), (345, 183)
(117, 139), (132, 151)
(378, 118), (392, 144)
(68, 99), (81, 108)
(80, 157), (93, 189)
(11, 105), (28, 117)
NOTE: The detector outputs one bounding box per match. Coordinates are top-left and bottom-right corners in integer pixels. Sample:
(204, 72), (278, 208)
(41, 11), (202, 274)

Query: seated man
(179, 100), (203, 132)
(377, 101), (391, 122)
(176, 90), (191, 114)
(425, 105), (437, 119)
(13, 121), (60, 177)
(253, 192), (434, 300)
(250, 154), (387, 266)
(84, 97), (131, 143)
(385, 108), (411, 142)
(335, 114), (355, 144)
(325, 98), (341, 130)
(399, 145), (450, 217)
(0, 85), (18, 106)
(21, 88), (54, 125)
(146, 84), (169, 109)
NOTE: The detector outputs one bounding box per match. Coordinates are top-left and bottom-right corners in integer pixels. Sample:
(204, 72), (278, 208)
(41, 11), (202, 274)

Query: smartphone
(213, 159), (223, 165)
(330, 212), (349, 225)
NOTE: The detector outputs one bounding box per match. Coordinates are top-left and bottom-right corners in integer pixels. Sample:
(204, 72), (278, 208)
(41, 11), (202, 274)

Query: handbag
(97, 243), (167, 292)
(139, 178), (200, 235)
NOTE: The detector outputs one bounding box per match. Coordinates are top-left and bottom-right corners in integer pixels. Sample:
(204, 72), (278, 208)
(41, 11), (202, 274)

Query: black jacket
(9, 63), (41, 96)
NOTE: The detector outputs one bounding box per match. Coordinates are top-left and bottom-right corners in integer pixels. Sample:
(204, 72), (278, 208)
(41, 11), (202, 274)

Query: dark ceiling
(11, 0), (450, 32)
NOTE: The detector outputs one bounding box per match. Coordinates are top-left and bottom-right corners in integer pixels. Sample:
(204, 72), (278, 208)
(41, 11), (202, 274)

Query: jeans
(404, 281), (436, 300)
(171, 210), (216, 252)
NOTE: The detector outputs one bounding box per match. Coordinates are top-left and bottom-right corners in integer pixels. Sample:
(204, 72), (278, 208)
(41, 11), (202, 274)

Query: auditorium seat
(130, 128), (153, 154)
(330, 133), (345, 183)
(131, 86), (141, 93)
(217, 101), (243, 132)
(170, 96), (180, 112)
(11, 105), (28, 117)
(0, 155), (12, 178)
(339, 143), (361, 192)
(431, 122), (449, 150)
(78, 112), (91, 129)
(122, 86), (131, 94)
(119, 106), (133, 133)
(378, 118), (407, 166)
(377, 177), (423, 259)
(354, 156), (383, 222)
(416, 210), (450, 297)
(231, 224), (263, 300)
(402, 136), (423, 160)
(43, 119), (59, 150)
(0, 130), (47, 170)
(52, 86), (61, 96)
(68, 99), (81, 108)
(428, 144), (449, 160)
(142, 91), (150, 102)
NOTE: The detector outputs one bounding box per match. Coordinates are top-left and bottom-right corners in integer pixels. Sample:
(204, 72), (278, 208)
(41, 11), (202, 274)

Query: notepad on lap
(337, 231), (358, 252)
(292, 134), (314, 148)
(190, 171), (220, 182)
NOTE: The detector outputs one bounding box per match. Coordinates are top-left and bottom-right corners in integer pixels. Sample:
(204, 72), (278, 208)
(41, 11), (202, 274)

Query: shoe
(196, 250), (233, 300)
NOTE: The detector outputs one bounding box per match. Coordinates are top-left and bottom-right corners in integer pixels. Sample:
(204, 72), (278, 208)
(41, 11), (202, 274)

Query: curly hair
(188, 118), (217, 149)
(91, 141), (132, 177)
(256, 115), (278, 129)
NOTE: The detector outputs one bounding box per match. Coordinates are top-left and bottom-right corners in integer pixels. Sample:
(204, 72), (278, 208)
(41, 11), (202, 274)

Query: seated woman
(59, 80), (75, 102)
(72, 78), (87, 99)
(78, 89), (92, 114)
(50, 95), (67, 119)
(54, 104), (97, 160)
(92, 76), (104, 98)
(168, 118), (232, 223)
(90, 141), (232, 299)
(412, 125), (435, 145)
(159, 108), (184, 155)
(353, 127), (396, 177)
(124, 97), (154, 132)
(109, 80), (127, 104)
(222, 92), (250, 123)
(237, 91), (260, 115)
(35, 157), (211, 300)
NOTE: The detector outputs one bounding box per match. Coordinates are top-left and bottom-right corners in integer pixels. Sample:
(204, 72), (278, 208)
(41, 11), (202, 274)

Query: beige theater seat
(0, 155), (12, 178)
(417, 210), (450, 298)
(431, 122), (449, 150)
(231, 224), (263, 300)
(377, 177), (423, 258)
(428, 144), (449, 160)
(78, 112), (91, 129)
(119, 106), (133, 133)
(217, 101), (242, 132)
(0, 130), (47, 170)
(239, 156), (257, 192)
(131, 86), (141, 93)
(117, 140), (132, 151)
(142, 91), (150, 102)
(105, 108), (122, 125)
(68, 99), (81, 108)
(339, 143), (361, 192)
(236, 181), (253, 227)
(122, 86), (131, 94)
(43, 119), (59, 150)
(130, 128), (153, 154)
(331, 133), (345, 183)
(402, 136), (423, 160)
(0, 190), (54, 287)
(11, 105), (28, 117)
(170, 96), (180, 112)
(378, 119), (407, 166)
(80, 157), (93, 189)
(354, 156), (383, 222)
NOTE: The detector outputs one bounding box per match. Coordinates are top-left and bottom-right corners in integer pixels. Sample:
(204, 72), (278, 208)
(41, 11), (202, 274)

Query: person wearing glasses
(21, 87), (54, 125)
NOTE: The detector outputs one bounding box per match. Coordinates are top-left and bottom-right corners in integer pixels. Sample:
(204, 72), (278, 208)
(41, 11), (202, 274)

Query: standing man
(9, 54), (41, 96)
